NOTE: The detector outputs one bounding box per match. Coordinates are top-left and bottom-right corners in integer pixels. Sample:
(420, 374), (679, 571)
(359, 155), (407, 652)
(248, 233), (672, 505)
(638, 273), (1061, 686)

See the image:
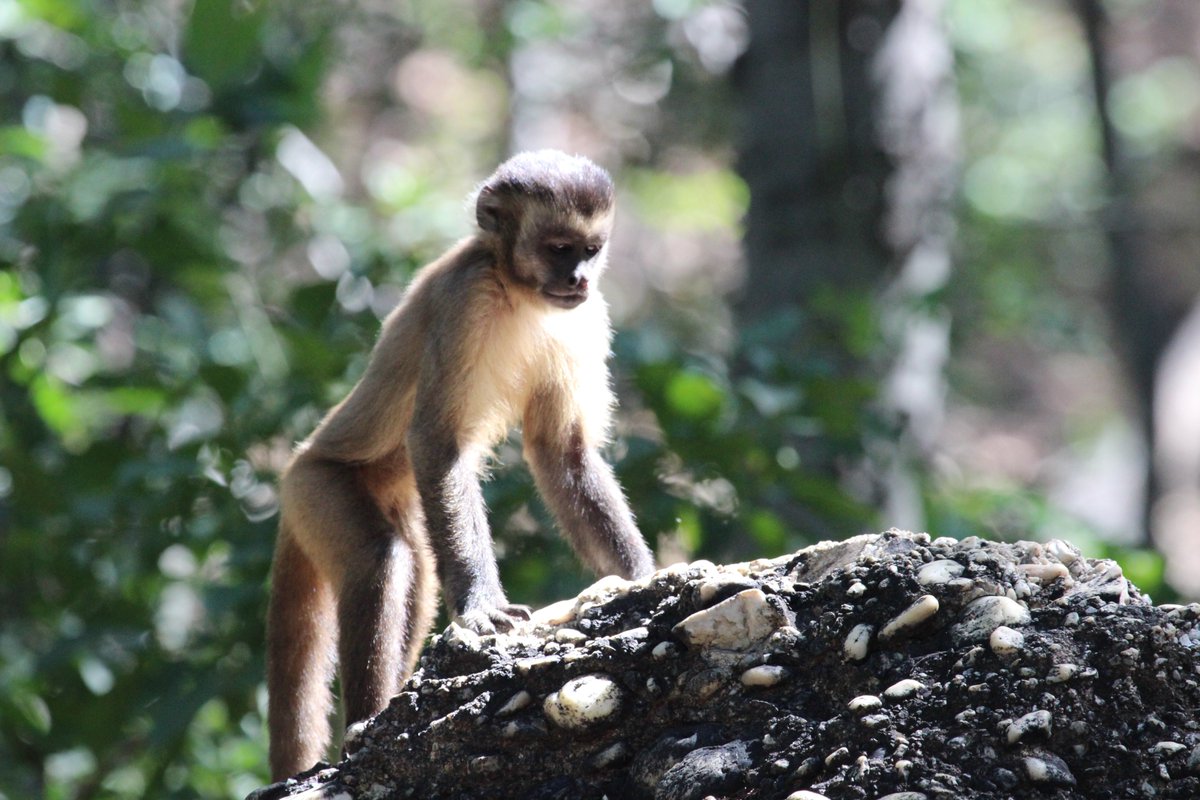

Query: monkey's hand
(456, 603), (532, 635)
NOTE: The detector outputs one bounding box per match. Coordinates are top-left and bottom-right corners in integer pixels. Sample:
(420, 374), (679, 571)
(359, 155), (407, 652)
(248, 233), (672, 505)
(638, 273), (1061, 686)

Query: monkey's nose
(567, 274), (589, 290)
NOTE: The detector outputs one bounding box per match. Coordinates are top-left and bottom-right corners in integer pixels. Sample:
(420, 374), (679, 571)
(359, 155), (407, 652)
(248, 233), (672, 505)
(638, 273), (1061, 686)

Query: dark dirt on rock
(250, 531), (1200, 800)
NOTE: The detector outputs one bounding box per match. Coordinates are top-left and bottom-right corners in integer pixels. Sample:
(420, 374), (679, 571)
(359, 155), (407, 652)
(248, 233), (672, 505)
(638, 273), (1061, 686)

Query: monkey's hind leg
(335, 534), (415, 727)
(267, 526), (337, 781)
(336, 504), (437, 767)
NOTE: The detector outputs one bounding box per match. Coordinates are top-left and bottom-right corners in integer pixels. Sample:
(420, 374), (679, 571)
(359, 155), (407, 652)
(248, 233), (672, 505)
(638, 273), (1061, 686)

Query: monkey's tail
(401, 526), (440, 676)
(266, 525), (336, 781)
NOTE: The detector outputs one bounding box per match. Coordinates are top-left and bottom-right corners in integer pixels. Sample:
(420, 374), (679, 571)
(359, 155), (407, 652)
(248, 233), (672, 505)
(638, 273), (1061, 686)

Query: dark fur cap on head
(475, 150), (614, 232)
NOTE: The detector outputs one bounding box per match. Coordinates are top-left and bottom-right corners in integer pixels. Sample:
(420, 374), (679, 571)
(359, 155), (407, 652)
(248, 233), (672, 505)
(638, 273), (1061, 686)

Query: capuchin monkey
(266, 150), (656, 780)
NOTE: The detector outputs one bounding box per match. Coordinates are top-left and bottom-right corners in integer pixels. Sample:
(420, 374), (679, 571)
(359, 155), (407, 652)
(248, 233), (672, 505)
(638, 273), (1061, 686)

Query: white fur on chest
(461, 295), (614, 446)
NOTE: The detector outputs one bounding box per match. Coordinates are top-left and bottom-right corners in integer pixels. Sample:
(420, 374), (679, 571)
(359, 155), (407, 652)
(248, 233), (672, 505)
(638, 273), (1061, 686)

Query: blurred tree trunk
(736, 1), (887, 315)
(1078, 0), (1158, 546)
(1077, 1), (1200, 583)
(734, 0), (958, 531)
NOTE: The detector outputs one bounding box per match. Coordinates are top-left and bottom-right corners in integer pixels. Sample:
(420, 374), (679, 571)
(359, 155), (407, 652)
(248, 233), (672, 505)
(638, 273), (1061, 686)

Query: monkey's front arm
(523, 395), (655, 582)
(408, 405), (530, 634)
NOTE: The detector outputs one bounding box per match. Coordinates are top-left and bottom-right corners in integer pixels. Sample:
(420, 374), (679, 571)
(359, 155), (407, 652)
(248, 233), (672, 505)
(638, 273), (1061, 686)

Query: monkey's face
(513, 211), (612, 310)
(474, 151), (617, 310)
(536, 229), (608, 309)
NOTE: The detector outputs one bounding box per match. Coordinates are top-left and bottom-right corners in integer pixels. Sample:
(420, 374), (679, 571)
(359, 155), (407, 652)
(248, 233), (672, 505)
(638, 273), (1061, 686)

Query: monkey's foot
(456, 603), (532, 635)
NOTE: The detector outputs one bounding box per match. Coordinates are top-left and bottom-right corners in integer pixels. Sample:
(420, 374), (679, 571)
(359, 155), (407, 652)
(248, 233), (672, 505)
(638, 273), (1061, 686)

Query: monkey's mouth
(541, 288), (588, 308)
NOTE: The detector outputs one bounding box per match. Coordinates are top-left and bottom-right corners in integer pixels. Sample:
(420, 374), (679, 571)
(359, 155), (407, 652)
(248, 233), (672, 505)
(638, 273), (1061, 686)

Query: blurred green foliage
(0, 0), (1190, 797)
(1, 0), (335, 795)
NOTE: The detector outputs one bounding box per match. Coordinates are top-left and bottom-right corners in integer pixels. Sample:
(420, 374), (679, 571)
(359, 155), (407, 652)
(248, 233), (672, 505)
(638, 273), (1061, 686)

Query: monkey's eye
(548, 243), (572, 254)
(584, 244), (601, 257)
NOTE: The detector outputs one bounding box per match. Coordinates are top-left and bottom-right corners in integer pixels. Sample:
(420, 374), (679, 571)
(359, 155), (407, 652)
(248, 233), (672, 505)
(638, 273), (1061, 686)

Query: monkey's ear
(475, 187), (506, 232)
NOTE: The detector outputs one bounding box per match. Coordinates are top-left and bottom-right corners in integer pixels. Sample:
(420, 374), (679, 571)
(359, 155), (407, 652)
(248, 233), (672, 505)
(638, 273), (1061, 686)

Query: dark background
(3, 0), (1199, 795)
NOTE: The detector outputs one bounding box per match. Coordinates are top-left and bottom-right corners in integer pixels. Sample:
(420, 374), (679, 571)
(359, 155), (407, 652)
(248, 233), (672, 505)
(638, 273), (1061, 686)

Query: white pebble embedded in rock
(575, 574), (634, 609)
(946, 577), (975, 593)
(591, 741), (628, 768)
(883, 679), (924, 700)
(612, 626), (649, 643)
(917, 559), (964, 586)
(543, 674), (622, 729)
(952, 595), (1031, 643)
(848, 694), (883, 714)
(989, 625), (1025, 657)
(825, 747), (850, 767)
(844, 624), (873, 661)
(876, 793), (928, 800)
(496, 690), (532, 717)
(698, 575), (755, 605)
(443, 622), (484, 652)
(1023, 752), (1076, 786)
(554, 628), (587, 645)
(1046, 664), (1079, 684)
(673, 588), (788, 651)
(530, 598), (576, 625)
(1006, 709), (1053, 744)
(768, 626), (805, 652)
(741, 665), (789, 688)
(785, 791), (830, 800)
(652, 641), (678, 659)
(515, 655), (558, 675)
(1151, 741), (1186, 756)
(879, 594), (940, 640)
(343, 721), (367, 746)
(1018, 562), (1071, 583)
(1044, 539), (1079, 567)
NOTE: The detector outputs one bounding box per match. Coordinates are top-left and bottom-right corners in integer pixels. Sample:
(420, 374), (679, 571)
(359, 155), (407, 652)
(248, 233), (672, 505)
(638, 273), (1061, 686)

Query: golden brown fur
(266, 151), (654, 779)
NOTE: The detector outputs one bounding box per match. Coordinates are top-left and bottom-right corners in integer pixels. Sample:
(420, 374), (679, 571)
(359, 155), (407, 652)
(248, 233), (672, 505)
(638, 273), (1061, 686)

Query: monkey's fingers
(457, 604), (532, 635)
(502, 603), (532, 621)
(457, 610), (500, 635)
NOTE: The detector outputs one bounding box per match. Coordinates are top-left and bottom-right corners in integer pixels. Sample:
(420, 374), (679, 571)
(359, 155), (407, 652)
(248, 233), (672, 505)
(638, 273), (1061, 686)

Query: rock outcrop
(251, 530), (1200, 800)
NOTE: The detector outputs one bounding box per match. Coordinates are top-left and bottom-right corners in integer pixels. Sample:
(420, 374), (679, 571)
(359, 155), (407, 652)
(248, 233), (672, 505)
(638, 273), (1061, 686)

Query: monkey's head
(475, 150), (615, 310)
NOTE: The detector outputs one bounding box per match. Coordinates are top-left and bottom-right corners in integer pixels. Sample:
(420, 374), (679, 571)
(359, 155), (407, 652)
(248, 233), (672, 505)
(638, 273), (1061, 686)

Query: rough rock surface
(250, 531), (1200, 800)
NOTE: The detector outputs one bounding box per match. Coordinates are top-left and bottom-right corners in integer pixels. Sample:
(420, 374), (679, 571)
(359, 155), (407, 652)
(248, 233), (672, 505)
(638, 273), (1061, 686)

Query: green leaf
(183, 116), (228, 150)
(15, 0), (84, 30)
(747, 509), (786, 553)
(675, 505), (702, 554)
(12, 691), (53, 736)
(106, 386), (170, 416)
(0, 126), (48, 160)
(183, 0), (266, 90)
(664, 370), (725, 421)
(30, 374), (77, 437)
